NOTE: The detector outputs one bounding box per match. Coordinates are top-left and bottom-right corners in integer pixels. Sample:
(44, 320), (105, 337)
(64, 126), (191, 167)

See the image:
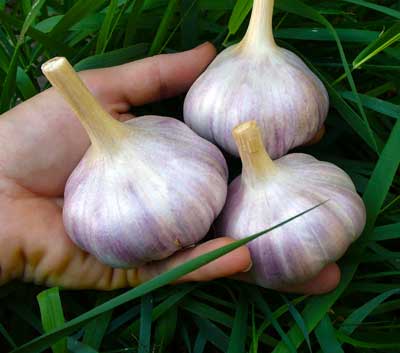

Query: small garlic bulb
(184, 0), (329, 159)
(42, 57), (228, 268)
(216, 121), (366, 289)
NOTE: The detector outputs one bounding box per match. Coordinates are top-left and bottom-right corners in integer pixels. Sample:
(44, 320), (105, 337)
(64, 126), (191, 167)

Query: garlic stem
(41, 57), (126, 149)
(233, 121), (277, 185)
(241, 0), (276, 50)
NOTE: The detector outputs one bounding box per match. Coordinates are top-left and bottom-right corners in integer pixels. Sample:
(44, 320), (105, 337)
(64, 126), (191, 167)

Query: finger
(0, 193), (139, 290)
(137, 238), (252, 284)
(278, 263), (341, 295)
(232, 263), (341, 294)
(0, 43), (216, 197)
(85, 42), (216, 108)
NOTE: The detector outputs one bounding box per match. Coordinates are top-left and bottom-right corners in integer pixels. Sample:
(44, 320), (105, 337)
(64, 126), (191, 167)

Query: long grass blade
(339, 289), (400, 335)
(37, 288), (67, 353)
(315, 315), (344, 353)
(11, 203), (324, 353)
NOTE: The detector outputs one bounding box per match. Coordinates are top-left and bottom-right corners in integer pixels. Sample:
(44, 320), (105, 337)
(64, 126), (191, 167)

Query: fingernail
(242, 261), (253, 273)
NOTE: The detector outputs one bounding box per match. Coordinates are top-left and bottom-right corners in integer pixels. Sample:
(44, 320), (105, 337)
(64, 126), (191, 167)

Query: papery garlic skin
(63, 116), (228, 268)
(41, 57), (228, 269)
(216, 122), (366, 289)
(184, 0), (329, 159)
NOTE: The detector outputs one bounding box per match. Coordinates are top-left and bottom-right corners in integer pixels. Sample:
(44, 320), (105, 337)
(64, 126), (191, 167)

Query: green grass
(0, 0), (399, 352)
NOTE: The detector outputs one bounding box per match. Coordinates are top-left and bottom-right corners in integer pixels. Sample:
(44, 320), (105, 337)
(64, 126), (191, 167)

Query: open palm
(0, 43), (339, 293)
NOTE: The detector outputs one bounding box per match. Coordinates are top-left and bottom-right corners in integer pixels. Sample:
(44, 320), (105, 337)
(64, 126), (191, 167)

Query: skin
(0, 43), (339, 294)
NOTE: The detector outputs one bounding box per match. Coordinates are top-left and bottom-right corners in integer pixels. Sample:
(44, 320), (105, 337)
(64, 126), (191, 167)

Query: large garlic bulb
(184, 0), (329, 159)
(42, 58), (228, 268)
(216, 121), (366, 289)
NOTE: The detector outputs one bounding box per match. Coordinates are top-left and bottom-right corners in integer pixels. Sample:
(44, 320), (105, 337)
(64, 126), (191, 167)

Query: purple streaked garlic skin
(64, 116), (228, 268)
(184, 0), (329, 159)
(216, 121), (366, 289)
(42, 58), (228, 269)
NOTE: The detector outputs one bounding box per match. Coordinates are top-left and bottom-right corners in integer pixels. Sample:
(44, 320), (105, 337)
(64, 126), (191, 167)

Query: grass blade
(281, 295), (312, 353)
(37, 288), (67, 353)
(0, 323), (17, 349)
(353, 23), (400, 70)
(95, 0), (118, 54)
(154, 305), (178, 351)
(123, 0), (145, 46)
(19, 0), (47, 43)
(49, 0), (104, 40)
(193, 315), (229, 351)
(193, 331), (207, 353)
(227, 0), (252, 36)
(74, 43), (149, 71)
(249, 287), (296, 353)
(315, 315), (344, 353)
(67, 338), (98, 353)
(148, 0), (179, 56)
(227, 291), (248, 353)
(341, 91), (400, 119)
(362, 119), (400, 235)
(12, 203), (324, 353)
(138, 294), (153, 353)
(82, 305), (112, 350)
(0, 0), (45, 112)
(341, 0), (400, 19)
(339, 289), (400, 335)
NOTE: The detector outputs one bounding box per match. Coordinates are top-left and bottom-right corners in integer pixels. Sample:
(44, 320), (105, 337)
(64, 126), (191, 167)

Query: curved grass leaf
(315, 315), (344, 353)
(341, 0), (400, 19)
(353, 23), (400, 70)
(336, 331), (400, 349)
(37, 288), (66, 353)
(275, 28), (379, 43)
(0, 0), (46, 112)
(82, 298), (112, 350)
(49, 0), (105, 40)
(121, 284), (197, 339)
(341, 91), (400, 119)
(281, 295), (312, 353)
(154, 305), (178, 351)
(95, 0), (118, 54)
(248, 288), (297, 353)
(193, 331), (207, 353)
(370, 223), (400, 241)
(193, 315), (229, 351)
(67, 338), (98, 353)
(0, 323), (17, 349)
(339, 289), (400, 335)
(123, 0), (146, 46)
(227, 291), (248, 353)
(228, 0), (252, 36)
(181, 297), (233, 327)
(11, 203), (324, 353)
(74, 43), (149, 71)
(148, 0), (179, 56)
(138, 294), (153, 353)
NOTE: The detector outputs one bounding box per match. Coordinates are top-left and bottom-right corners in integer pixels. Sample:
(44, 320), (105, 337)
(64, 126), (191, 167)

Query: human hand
(0, 43), (339, 293)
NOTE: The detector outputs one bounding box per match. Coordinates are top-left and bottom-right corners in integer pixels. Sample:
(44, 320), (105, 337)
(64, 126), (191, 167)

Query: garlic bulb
(42, 57), (228, 268)
(184, 0), (329, 159)
(216, 121), (366, 289)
